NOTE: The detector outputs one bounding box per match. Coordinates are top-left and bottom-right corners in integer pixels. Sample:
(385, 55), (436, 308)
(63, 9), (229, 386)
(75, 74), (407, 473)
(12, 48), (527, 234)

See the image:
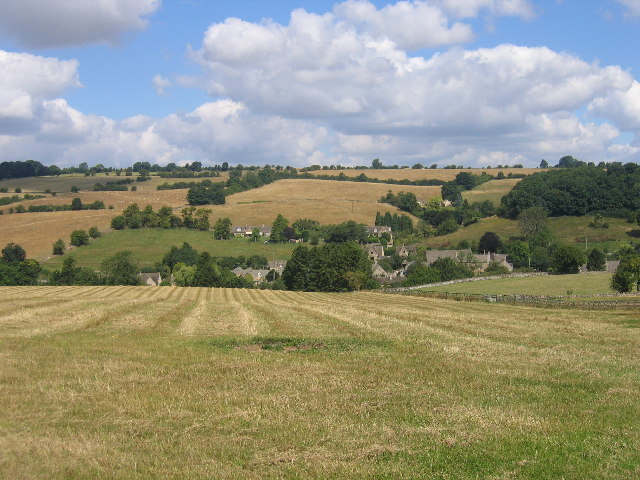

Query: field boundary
(385, 272), (550, 291)
(382, 289), (640, 310)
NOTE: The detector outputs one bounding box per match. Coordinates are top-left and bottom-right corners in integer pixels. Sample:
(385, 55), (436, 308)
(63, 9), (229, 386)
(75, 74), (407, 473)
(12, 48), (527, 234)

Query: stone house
(232, 267), (271, 283)
(366, 244), (385, 262)
(232, 225), (272, 238)
(398, 245), (418, 258)
(367, 226), (393, 245)
(139, 272), (162, 286)
(268, 260), (288, 275)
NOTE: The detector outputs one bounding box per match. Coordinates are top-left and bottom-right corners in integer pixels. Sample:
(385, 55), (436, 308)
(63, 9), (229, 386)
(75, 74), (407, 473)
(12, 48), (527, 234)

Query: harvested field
(0, 189), (188, 260)
(209, 179), (435, 225)
(1, 286), (638, 479)
(305, 167), (543, 182)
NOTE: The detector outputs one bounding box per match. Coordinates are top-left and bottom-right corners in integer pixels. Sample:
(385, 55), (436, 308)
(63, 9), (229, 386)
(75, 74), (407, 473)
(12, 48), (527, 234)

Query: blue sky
(0, 0), (639, 168)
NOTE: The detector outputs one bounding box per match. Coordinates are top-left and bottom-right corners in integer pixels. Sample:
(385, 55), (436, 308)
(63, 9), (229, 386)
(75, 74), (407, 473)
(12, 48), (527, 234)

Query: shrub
(52, 239), (66, 255)
(88, 227), (101, 239)
(14, 187), (21, 193)
(70, 230), (90, 247)
(111, 216), (126, 230)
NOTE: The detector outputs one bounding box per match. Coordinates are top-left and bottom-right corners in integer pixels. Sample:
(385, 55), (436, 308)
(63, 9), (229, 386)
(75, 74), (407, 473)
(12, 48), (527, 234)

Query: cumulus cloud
(334, 0), (474, 50)
(0, 50), (80, 132)
(0, 0), (160, 48)
(2, 1), (639, 168)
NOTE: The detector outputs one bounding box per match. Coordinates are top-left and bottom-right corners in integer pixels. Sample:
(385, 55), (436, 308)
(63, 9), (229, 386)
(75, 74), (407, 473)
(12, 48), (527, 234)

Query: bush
(111, 216), (126, 230)
(70, 186), (79, 193)
(52, 239), (66, 255)
(14, 187), (21, 193)
(70, 230), (90, 247)
(88, 227), (101, 239)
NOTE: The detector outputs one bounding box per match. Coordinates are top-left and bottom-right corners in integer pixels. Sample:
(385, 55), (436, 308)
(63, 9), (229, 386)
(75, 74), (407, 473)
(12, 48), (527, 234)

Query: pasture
(305, 167), (543, 182)
(43, 231), (297, 270)
(424, 273), (615, 296)
(461, 178), (521, 205)
(1, 286), (638, 479)
(424, 215), (638, 248)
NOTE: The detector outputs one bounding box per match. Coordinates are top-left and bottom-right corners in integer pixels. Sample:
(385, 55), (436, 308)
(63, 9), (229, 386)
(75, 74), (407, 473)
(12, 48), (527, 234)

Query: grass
(1, 178), (423, 260)
(306, 167), (543, 182)
(425, 215), (639, 248)
(424, 273), (615, 296)
(0, 286), (638, 479)
(462, 178), (521, 205)
(0, 174), (173, 194)
(42, 230), (297, 269)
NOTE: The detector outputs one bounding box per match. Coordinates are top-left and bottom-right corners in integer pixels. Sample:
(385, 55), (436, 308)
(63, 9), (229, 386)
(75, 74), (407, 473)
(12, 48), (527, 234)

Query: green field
(426, 215), (638, 249)
(43, 229), (297, 269)
(424, 273), (615, 296)
(1, 286), (638, 479)
(462, 178), (521, 205)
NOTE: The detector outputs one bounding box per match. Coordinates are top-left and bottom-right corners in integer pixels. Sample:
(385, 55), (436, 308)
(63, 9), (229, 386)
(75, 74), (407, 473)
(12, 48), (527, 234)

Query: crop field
(1, 286), (638, 479)
(43, 231), (297, 270)
(0, 189), (189, 260)
(462, 178), (521, 205)
(210, 179), (434, 225)
(305, 167), (543, 182)
(424, 273), (615, 296)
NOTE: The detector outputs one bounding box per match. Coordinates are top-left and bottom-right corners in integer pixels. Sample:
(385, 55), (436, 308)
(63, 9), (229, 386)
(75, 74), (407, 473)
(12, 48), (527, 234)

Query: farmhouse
(139, 272), (162, 286)
(398, 245), (417, 258)
(425, 249), (513, 273)
(267, 260), (287, 275)
(366, 244), (385, 262)
(232, 225), (272, 238)
(366, 226), (393, 245)
(425, 249), (471, 264)
(232, 267), (270, 283)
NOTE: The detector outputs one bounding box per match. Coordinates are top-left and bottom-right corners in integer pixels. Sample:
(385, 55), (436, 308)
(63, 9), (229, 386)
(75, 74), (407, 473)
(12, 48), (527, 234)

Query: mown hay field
(209, 179), (435, 226)
(0, 188), (188, 260)
(1, 286), (638, 479)
(305, 167), (543, 182)
(0, 178), (424, 260)
(424, 273), (616, 296)
(43, 232), (297, 270)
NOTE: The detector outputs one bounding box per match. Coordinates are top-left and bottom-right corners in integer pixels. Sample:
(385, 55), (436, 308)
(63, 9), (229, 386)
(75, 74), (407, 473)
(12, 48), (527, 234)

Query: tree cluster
(500, 163), (640, 219)
(281, 242), (377, 292)
(0, 243), (41, 286)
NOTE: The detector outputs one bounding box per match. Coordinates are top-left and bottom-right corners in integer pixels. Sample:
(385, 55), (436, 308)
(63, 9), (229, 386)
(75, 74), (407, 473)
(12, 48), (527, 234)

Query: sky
(1, 0), (640, 169)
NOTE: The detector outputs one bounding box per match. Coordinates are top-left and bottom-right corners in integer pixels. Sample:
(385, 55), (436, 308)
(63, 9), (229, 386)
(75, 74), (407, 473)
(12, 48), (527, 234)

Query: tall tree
(213, 217), (232, 239)
(101, 251), (141, 285)
(270, 214), (289, 243)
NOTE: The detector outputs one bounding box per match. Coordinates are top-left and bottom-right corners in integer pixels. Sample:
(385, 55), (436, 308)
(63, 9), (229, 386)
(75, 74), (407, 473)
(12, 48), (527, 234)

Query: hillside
(2, 286), (638, 479)
(1, 177), (428, 260)
(305, 167), (543, 182)
(42, 231), (297, 270)
(424, 215), (638, 248)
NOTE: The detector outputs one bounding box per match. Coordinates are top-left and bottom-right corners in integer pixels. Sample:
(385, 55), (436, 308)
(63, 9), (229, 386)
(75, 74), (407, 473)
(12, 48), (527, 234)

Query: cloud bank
(0, 1), (639, 167)
(0, 0), (160, 48)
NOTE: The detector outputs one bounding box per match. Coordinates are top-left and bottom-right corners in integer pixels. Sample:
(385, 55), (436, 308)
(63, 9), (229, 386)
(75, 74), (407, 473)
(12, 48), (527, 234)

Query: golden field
(1, 286), (638, 479)
(305, 167), (543, 181)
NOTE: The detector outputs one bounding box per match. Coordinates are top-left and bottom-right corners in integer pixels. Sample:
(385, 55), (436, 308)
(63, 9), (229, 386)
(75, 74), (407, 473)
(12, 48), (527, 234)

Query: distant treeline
(6, 199), (105, 214)
(500, 163), (640, 218)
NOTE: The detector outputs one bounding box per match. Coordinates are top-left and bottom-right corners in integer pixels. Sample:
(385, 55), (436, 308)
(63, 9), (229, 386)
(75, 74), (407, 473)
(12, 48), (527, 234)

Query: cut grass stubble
(0, 286), (638, 479)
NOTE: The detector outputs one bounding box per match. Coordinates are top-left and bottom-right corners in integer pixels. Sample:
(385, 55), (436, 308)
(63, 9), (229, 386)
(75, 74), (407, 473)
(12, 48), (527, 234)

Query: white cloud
(589, 80), (640, 131)
(334, 0), (474, 50)
(153, 75), (171, 96)
(613, 0), (640, 17)
(0, 0), (160, 48)
(2, 2), (640, 168)
(0, 50), (80, 131)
